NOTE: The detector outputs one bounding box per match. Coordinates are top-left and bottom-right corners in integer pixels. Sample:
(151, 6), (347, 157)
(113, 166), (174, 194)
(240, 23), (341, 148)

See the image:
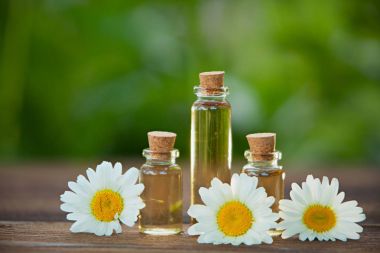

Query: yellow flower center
(217, 201), (254, 237)
(90, 189), (123, 222)
(303, 204), (336, 233)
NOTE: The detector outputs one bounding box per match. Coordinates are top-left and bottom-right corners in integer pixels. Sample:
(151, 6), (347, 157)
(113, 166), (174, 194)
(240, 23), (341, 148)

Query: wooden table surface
(0, 163), (379, 252)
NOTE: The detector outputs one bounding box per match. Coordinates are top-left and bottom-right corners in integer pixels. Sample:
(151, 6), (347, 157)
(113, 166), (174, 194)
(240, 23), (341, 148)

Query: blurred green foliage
(0, 0), (379, 166)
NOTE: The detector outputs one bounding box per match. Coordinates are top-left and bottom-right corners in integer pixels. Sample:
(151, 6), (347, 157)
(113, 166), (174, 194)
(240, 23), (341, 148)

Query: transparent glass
(242, 150), (285, 236)
(191, 86), (232, 206)
(139, 149), (183, 235)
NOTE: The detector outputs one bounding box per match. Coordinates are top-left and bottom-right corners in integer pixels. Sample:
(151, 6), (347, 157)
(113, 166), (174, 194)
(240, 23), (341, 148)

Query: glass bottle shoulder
(191, 99), (231, 111)
(242, 163), (283, 177)
(141, 163), (182, 176)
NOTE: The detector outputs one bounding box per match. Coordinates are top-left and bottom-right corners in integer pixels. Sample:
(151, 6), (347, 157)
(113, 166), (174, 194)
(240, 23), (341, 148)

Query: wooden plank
(0, 165), (379, 252)
(0, 165), (379, 223)
(0, 221), (379, 253)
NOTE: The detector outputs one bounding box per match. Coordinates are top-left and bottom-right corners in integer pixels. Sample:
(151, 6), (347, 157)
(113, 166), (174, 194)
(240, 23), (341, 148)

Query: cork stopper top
(199, 71), (224, 89)
(246, 133), (276, 161)
(148, 131), (176, 152)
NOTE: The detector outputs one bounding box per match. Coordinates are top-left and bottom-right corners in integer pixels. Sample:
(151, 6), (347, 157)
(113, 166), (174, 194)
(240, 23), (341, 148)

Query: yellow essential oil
(190, 71), (232, 207)
(242, 133), (285, 236)
(139, 131), (183, 235)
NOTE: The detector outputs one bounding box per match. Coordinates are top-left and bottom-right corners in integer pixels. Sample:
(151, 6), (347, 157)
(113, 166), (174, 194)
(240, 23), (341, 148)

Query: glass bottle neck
(143, 149), (179, 165)
(194, 86), (229, 100)
(196, 95), (227, 101)
(244, 150), (282, 167)
(247, 159), (279, 167)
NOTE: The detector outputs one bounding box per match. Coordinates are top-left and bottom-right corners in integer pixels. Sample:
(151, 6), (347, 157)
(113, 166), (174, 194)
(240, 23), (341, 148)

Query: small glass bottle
(242, 133), (285, 236)
(139, 131), (183, 235)
(191, 71), (232, 206)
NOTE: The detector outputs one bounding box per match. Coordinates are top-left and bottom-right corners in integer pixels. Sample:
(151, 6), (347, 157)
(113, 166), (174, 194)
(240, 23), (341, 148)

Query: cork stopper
(199, 71), (224, 90)
(147, 131), (176, 159)
(246, 133), (276, 161)
(148, 131), (176, 151)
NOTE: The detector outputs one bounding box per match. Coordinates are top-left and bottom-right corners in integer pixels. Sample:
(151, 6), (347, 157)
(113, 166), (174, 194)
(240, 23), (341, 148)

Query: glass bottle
(139, 131), (183, 235)
(191, 71), (232, 206)
(242, 133), (285, 236)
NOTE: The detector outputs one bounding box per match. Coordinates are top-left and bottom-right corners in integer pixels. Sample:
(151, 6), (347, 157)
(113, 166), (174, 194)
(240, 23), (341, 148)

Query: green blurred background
(0, 0), (379, 167)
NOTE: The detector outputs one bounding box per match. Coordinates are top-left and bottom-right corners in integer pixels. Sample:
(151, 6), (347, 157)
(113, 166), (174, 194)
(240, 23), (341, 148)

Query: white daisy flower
(278, 174), (366, 241)
(60, 161), (145, 236)
(187, 173), (278, 246)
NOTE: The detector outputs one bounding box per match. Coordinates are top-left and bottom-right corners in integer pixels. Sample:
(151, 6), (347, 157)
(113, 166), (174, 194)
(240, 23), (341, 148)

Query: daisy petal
(279, 175), (366, 242)
(187, 173), (278, 245)
(60, 162), (145, 236)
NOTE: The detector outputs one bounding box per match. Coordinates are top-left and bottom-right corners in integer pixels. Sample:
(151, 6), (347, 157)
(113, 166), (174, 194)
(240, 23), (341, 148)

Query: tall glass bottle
(139, 131), (183, 235)
(191, 71), (232, 205)
(242, 133), (285, 236)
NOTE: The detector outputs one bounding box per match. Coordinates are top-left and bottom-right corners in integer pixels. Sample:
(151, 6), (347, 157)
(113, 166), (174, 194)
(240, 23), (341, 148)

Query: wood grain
(0, 222), (379, 253)
(0, 163), (379, 252)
